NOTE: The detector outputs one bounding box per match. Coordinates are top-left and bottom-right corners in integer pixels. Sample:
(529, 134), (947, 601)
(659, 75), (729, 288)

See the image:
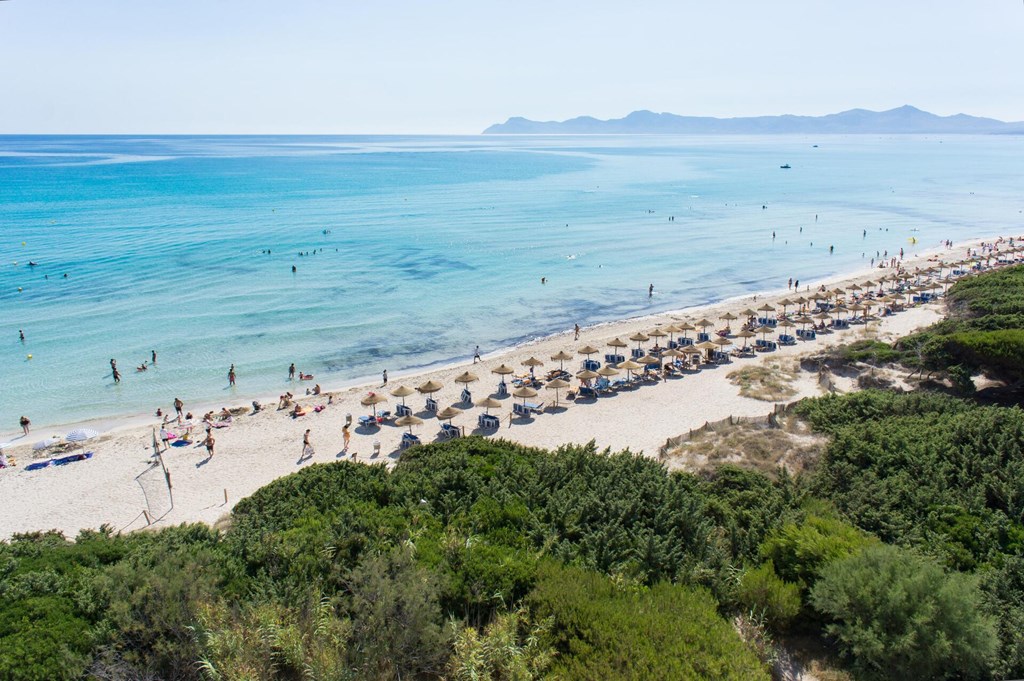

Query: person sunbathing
(292, 404), (308, 418)
(218, 407), (232, 422)
(300, 372), (314, 380)
(137, 361), (149, 372)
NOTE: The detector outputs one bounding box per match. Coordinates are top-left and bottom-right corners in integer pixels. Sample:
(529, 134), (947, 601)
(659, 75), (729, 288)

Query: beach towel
(211, 421), (230, 428)
(53, 452), (93, 466)
(25, 460), (51, 471)
(171, 440), (191, 447)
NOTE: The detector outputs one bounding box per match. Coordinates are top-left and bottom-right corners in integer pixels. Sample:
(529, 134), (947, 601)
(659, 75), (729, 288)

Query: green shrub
(528, 562), (768, 680)
(735, 562), (801, 630)
(760, 511), (876, 588)
(811, 544), (997, 680)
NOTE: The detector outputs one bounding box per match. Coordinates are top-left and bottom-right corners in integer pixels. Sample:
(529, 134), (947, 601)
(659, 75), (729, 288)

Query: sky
(0, 0), (1021, 134)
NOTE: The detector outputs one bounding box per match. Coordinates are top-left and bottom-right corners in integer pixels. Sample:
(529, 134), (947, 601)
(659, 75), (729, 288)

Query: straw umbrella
(607, 337), (628, 352)
(679, 344), (702, 367)
(776, 299), (794, 315)
(754, 325), (776, 344)
(436, 406), (462, 423)
(676, 322), (696, 339)
(390, 385), (415, 408)
(615, 358), (642, 381)
(416, 379), (443, 410)
(596, 365), (620, 378)
(695, 318), (714, 333)
(550, 350), (574, 371)
(662, 324), (682, 344)
(576, 369), (599, 382)
(474, 396), (502, 414)
(361, 392), (388, 420)
(512, 386), (538, 410)
(491, 364), (515, 395)
(719, 312), (738, 332)
(757, 303), (776, 319)
(734, 329), (756, 351)
(545, 378), (571, 407)
(628, 332), (649, 350)
(454, 371), (478, 403)
(521, 357), (544, 376)
(695, 340), (718, 363)
(395, 414), (423, 434)
(417, 379), (443, 394)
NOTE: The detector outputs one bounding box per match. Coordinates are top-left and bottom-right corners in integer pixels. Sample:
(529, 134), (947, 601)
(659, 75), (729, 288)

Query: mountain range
(483, 105), (1024, 135)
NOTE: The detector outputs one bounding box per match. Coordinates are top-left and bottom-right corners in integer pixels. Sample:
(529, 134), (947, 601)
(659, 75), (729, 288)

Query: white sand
(0, 238), (1011, 539)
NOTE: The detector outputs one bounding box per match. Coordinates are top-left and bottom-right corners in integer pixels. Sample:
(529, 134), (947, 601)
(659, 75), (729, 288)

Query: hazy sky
(1, 0), (1021, 134)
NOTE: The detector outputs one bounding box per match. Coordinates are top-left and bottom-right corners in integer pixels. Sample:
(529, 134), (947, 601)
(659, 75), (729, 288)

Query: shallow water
(2, 133), (1021, 428)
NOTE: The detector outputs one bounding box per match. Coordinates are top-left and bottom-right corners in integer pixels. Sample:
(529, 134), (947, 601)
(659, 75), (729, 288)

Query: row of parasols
(362, 266), (976, 435)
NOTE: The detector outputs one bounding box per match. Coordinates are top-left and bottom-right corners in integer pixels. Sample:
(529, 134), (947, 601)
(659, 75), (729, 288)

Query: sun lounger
(524, 401), (544, 414)
(832, 319), (850, 330)
(696, 332), (711, 342)
(358, 415), (379, 427)
(512, 402), (531, 417)
(677, 337), (694, 346)
(478, 413), (500, 429)
(604, 353), (625, 364)
(400, 432), (421, 450)
(582, 358), (600, 371)
(577, 386), (597, 399)
(712, 350), (731, 363)
(396, 403), (412, 417)
(496, 381), (509, 397)
(778, 334), (797, 345)
(440, 423), (461, 439)
(460, 388), (472, 404)
(631, 348), (645, 359)
(425, 397), (438, 412)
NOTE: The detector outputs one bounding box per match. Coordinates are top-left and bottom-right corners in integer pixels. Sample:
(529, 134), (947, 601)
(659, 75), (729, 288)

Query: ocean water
(2, 134), (1022, 430)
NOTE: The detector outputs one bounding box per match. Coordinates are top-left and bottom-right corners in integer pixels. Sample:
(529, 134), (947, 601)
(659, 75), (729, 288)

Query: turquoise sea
(2, 134), (1022, 430)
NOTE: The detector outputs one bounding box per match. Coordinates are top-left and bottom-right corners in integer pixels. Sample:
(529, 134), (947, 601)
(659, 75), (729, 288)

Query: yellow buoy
(27, 354), (32, 360)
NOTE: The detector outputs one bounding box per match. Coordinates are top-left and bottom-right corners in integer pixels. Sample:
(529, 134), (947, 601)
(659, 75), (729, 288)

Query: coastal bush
(895, 264), (1024, 382)
(528, 561), (768, 680)
(735, 562), (801, 630)
(760, 510), (876, 589)
(446, 605), (554, 681)
(837, 339), (902, 365)
(801, 390), (1024, 569)
(811, 544), (998, 680)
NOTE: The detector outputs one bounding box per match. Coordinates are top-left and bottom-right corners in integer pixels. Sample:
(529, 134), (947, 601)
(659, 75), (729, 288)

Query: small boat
(780, 164), (791, 169)
(28, 261), (38, 266)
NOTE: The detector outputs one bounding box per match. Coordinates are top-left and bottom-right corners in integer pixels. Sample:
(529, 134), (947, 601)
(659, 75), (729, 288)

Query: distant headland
(483, 105), (1024, 135)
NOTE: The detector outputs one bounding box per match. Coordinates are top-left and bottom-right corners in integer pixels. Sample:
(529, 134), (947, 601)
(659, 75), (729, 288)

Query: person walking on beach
(302, 429), (314, 460)
(574, 323), (580, 341)
(288, 363), (296, 380)
(382, 369), (388, 386)
(159, 426), (172, 452)
(473, 346), (481, 363)
(204, 433), (215, 458)
(342, 423), (351, 452)
(19, 416), (30, 435)
(174, 397), (184, 419)
(228, 364), (236, 386)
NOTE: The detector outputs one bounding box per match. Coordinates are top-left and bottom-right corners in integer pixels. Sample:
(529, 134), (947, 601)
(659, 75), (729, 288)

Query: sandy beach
(0, 237), (1013, 540)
